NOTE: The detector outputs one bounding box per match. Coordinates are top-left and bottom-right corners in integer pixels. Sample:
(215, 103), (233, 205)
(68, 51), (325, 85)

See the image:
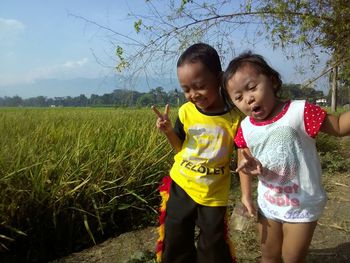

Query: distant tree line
(0, 87), (185, 107)
(0, 84), (337, 108)
(279, 84), (324, 103)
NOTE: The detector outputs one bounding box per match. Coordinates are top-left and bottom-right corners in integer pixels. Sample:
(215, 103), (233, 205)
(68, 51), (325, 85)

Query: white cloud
(0, 17), (25, 42)
(63, 58), (88, 68)
(0, 17), (25, 30)
(0, 57), (98, 86)
(26, 58), (93, 81)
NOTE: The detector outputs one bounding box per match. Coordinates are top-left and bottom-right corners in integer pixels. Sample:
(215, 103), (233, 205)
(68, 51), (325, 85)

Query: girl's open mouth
(252, 105), (261, 113)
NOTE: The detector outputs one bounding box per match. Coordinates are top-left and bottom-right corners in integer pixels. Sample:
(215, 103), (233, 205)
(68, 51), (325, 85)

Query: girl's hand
(241, 196), (257, 218)
(236, 148), (262, 176)
(151, 104), (173, 134)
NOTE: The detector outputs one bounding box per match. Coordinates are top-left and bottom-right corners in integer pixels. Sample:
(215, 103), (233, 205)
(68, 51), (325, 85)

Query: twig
(308, 252), (337, 256)
(337, 197), (350, 202)
(334, 182), (349, 188)
(318, 222), (349, 232)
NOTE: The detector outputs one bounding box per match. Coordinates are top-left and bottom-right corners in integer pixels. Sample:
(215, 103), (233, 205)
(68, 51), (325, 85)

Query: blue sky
(0, 0), (330, 98)
(1, 1), (141, 91)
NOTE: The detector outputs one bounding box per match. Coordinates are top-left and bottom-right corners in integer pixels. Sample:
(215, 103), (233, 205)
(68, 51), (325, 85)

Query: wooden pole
(331, 65), (338, 112)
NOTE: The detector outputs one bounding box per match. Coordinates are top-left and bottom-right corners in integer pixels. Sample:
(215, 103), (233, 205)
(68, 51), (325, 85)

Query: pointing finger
(151, 105), (163, 119)
(164, 104), (170, 118)
(242, 149), (263, 174)
(235, 159), (248, 172)
(241, 148), (252, 160)
(256, 162), (263, 175)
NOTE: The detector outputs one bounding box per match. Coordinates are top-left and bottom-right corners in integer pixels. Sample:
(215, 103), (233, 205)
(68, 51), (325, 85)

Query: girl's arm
(163, 129), (183, 153)
(152, 104), (183, 153)
(239, 170), (254, 217)
(320, 111), (350, 136)
(237, 148), (260, 217)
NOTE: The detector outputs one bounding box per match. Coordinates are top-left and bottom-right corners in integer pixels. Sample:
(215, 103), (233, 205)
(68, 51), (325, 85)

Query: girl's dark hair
(177, 43), (236, 110)
(223, 51), (283, 95)
(177, 43), (222, 76)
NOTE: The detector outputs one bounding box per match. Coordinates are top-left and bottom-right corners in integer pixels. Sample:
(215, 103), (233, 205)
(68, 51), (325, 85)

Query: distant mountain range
(0, 76), (179, 99)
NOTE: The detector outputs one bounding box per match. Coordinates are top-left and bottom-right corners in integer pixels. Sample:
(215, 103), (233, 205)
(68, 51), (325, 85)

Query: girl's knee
(282, 251), (308, 263)
(260, 245), (282, 263)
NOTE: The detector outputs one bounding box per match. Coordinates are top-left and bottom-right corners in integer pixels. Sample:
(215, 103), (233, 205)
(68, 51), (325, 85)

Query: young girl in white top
(223, 51), (350, 263)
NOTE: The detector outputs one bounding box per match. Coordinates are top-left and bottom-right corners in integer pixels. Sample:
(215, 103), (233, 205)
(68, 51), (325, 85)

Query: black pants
(162, 181), (233, 263)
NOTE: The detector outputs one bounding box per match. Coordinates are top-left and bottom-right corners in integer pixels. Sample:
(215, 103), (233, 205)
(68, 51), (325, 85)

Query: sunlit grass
(0, 106), (348, 262)
(0, 107), (175, 260)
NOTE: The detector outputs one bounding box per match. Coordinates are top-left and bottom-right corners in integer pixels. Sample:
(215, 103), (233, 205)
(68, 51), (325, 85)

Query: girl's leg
(162, 181), (197, 263)
(196, 205), (234, 263)
(258, 214), (283, 263)
(281, 221), (317, 263)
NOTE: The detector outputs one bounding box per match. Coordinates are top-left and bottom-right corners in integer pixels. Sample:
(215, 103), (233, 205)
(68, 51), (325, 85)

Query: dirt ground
(51, 171), (350, 263)
(307, 172), (350, 263)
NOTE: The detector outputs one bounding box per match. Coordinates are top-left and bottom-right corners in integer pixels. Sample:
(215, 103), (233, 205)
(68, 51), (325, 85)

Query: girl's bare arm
(237, 148), (259, 217)
(163, 129), (183, 153)
(152, 104), (183, 152)
(321, 111), (350, 136)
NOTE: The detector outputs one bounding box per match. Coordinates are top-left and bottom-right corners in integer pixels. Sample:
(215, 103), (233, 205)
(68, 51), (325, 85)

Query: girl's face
(226, 64), (279, 122)
(177, 61), (224, 112)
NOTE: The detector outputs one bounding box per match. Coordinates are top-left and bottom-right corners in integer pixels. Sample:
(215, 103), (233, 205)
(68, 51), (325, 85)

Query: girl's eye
(234, 96), (242, 101)
(249, 85), (256, 90)
(195, 84), (205, 90)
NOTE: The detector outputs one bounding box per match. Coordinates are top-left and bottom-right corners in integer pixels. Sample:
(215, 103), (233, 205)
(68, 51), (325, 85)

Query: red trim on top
(249, 100), (291, 126)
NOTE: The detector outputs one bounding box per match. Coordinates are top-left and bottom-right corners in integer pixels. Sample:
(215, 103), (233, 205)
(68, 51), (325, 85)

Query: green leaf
(83, 214), (96, 245)
(118, 203), (132, 210)
(115, 46), (124, 59)
(134, 19), (142, 33)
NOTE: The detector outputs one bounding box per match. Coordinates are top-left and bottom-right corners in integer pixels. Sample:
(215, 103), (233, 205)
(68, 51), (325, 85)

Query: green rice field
(0, 107), (175, 261)
(1, 106), (349, 262)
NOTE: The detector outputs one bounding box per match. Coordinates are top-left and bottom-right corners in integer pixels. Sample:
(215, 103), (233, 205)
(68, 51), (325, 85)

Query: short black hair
(177, 43), (222, 77)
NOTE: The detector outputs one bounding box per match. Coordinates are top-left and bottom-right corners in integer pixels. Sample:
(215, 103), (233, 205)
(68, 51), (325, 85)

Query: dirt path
(52, 227), (158, 263)
(307, 173), (350, 262)
(52, 172), (350, 263)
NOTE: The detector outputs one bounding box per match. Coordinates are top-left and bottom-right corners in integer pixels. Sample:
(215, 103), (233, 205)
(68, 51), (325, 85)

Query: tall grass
(0, 107), (348, 262)
(0, 107), (174, 261)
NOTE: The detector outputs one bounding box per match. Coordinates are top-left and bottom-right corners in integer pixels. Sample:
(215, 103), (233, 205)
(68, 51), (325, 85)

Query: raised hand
(151, 104), (173, 134)
(236, 148), (262, 176)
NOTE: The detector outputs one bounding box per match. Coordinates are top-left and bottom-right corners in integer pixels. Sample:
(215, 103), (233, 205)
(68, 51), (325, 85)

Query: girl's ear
(218, 71), (224, 81)
(270, 76), (279, 89)
(217, 71), (224, 88)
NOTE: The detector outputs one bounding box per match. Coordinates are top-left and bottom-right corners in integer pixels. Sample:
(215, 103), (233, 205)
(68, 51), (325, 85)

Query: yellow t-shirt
(170, 102), (241, 206)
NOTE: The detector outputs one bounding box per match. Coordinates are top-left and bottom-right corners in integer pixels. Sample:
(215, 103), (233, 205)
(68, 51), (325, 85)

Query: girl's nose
(190, 90), (199, 100)
(246, 95), (254, 104)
